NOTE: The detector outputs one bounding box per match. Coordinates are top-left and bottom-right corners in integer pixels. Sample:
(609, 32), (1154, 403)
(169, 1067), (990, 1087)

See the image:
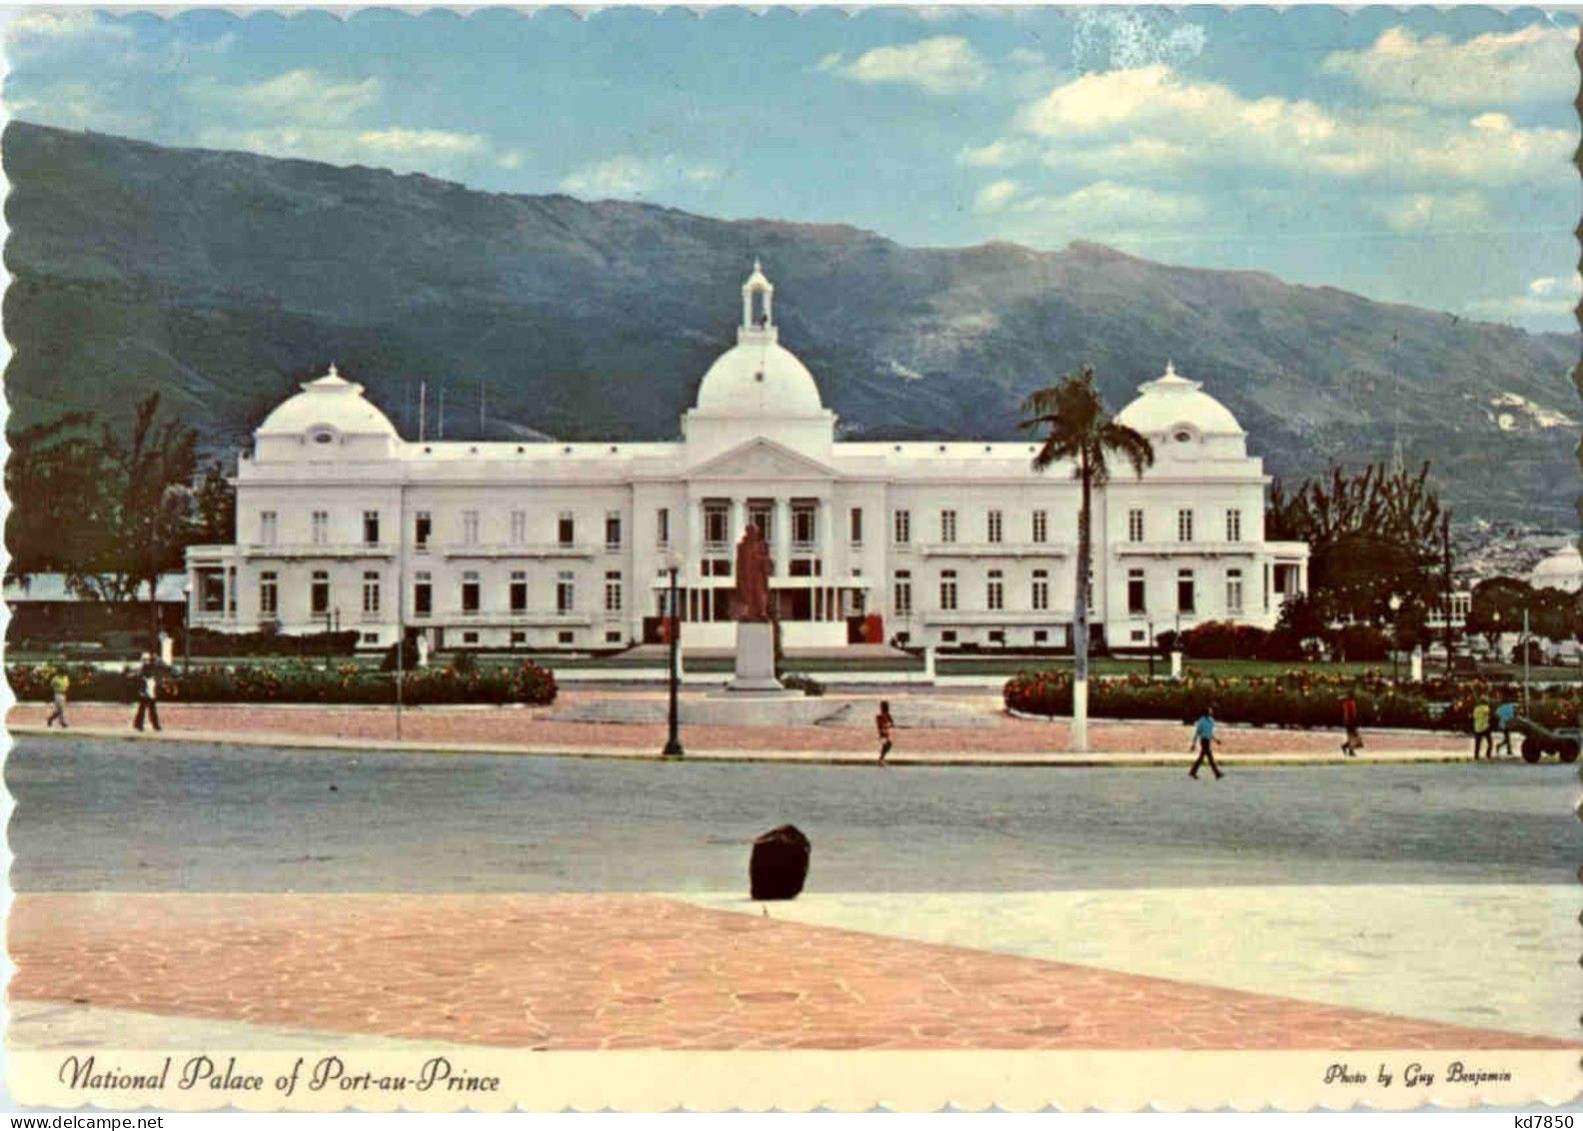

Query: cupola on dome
(256, 364), (399, 438)
(692, 262), (825, 416)
(1114, 361), (1243, 436)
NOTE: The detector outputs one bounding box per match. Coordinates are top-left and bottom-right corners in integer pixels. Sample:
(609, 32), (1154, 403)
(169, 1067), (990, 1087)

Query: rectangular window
(363, 510), (379, 545)
(657, 507), (670, 548)
(1177, 569), (1196, 614)
(462, 510), (480, 546)
(462, 631), (479, 646)
(987, 569), (1004, 611)
(461, 571), (480, 614)
(1032, 569), (1049, 611)
(987, 510), (1003, 544)
(605, 512), (622, 549)
(558, 513), (575, 546)
(259, 572), (278, 616)
(1128, 568), (1146, 615)
(1031, 510), (1048, 544)
(511, 631), (527, 646)
(259, 511), (277, 546)
(414, 572), (432, 618)
(704, 502), (730, 546)
(748, 501), (774, 545)
(604, 570), (623, 613)
(1226, 568), (1244, 614)
(510, 510), (527, 545)
(557, 571), (575, 613)
(893, 570), (913, 616)
(311, 511), (328, 545)
(1263, 563), (1271, 613)
(1226, 508), (1243, 543)
(1177, 509), (1194, 543)
(415, 511), (431, 549)
(893, 509), (911, 544)
(1128, 508), (1144, 543)
(940, 569), (958, 611)
(509, 570), (527, 613)
(792, 503), (817, 545)
(940, 509), (957, 543)
(849, 507), (863, 545)
(310, 570), (330, 615)
(362, 571), (380, 614)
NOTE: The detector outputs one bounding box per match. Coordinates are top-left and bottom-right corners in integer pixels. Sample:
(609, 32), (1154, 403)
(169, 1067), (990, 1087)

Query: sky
(4, 6), (1579, 331)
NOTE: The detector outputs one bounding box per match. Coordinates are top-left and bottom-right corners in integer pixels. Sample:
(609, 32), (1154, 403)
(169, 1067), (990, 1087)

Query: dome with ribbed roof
(1530, 543), (1582, 593)
(257, 365), (399, 437)
(1114, 362), (1243, 436)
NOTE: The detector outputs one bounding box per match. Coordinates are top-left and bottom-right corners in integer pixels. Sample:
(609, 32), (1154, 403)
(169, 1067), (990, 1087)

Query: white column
(818, 497), (832, 580)
(730, 497), (744, 545)
(773, 498), (789, 577)
(689, 497), (704, 579)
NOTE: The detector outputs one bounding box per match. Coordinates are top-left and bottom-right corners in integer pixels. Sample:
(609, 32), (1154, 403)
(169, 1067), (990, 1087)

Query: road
(6, 736), (1577, 892)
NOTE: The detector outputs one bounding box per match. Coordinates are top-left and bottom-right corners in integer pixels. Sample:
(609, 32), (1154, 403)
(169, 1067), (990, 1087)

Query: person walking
(132, 652), (163, 733)
(1471, 700), (1492, 760)
(1494, 700), (1517, 757)
(1340, 689), (1363, 757)
(876, 700), (895, 765)
(1189, 706), (1223, 779)
(44, 668), (70, 728)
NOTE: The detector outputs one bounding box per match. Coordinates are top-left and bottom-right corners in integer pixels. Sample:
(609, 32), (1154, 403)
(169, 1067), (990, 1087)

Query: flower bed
(1004, 669), (1577, 732)
(7, 659), (557, 707)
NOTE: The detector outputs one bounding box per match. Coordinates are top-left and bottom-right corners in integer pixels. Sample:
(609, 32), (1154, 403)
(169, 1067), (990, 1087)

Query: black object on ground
(1510, 717), (1581, 764)
(750, 824), (811, 900)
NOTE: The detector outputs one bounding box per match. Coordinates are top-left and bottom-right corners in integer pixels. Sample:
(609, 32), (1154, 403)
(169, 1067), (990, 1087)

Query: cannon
(1509, 717), (1580, 764)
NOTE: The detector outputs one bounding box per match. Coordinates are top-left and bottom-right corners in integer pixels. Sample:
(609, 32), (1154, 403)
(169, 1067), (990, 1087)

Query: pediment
(687, 438), (836, 481)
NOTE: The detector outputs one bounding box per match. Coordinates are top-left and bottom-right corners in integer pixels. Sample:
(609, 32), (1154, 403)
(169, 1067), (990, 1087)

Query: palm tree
(1020, 367), (1154, 752)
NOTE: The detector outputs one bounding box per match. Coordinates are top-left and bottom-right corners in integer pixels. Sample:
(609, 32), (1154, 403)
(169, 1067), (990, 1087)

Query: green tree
(192, 459), (236, 547)
(1466, 576), (1532, 654)
(1021, 366), (1154, 752)
(3, 411), (113, 589)
(1267, 461), (1445, 626)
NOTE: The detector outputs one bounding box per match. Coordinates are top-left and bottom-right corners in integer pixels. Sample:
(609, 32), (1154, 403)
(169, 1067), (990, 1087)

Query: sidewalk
(8, 695), (1481, 766)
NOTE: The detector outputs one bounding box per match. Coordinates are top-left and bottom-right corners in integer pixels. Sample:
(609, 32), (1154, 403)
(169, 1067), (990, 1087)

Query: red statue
(734, 523), (772, 622)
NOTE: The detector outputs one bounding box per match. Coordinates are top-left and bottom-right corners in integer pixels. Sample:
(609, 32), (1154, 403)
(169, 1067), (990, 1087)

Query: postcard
(2, 5), (1579, 1112)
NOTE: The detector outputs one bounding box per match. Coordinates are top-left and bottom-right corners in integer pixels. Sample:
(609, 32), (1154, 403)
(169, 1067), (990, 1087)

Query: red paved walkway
(10, 894), (1565, 1051)
(7, 699), (1470, 757)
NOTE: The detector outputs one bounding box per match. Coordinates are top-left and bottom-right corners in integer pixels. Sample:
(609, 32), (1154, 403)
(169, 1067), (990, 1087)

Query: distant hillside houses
(185, 265), (1310, 654)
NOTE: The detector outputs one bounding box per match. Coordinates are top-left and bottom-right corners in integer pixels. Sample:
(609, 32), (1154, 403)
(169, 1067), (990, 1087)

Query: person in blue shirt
(1189, 706), (1224, 780)
(1494, 701), (1517, 757)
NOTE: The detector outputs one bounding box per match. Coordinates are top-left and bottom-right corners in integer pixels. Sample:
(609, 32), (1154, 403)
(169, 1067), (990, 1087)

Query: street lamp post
(1522, 606), (1531, 715)
(1147, 617), (1155, 679)
(181, 583), (191, 674)
(662, 553), (684, 758)
(1388, 593), (1401, 682)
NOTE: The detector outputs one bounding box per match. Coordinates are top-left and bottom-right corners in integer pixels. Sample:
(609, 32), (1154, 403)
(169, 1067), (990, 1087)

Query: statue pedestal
(727, 622), (785, 693)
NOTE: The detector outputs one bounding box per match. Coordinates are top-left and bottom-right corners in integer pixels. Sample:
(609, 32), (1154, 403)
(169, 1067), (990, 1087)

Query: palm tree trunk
(1072, 452), (1091, 752)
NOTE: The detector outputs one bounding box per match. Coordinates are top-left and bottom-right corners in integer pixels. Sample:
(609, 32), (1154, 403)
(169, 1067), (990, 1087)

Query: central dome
(692, 262), (825, 416)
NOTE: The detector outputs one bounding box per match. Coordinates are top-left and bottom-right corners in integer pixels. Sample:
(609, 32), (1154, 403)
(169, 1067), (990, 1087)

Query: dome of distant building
(1529, 542), (1583, 593)
(257, 365), (399, 438)
(1114, 362), (1244, 436)
(692, 262), (825, 416)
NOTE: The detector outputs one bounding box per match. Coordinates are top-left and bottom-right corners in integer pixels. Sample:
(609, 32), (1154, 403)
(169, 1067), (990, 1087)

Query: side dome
(1530, 543), (1583, 592)
(695, 340), (824, 415)
(257, 364), (399, 438)
(692, 260), (825, 416)
(1114, 362), (1243, 436)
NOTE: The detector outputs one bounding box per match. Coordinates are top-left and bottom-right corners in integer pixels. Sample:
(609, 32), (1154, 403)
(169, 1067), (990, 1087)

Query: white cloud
(957, 139), (1020, 168)
(1373, 191), (1490, 232)
(7, 10), (130, 43)
(1321, 24), (1576, 108)
(1466, 274), (1582, 324)
(973, 180), (1019, 213)
(560, 155), (721, 199)
(196, 125), (507, 176)
(226, 69), (384, 125)
(826, 37), (988, 96)
(1002, 64), (1571, 189)
(992, 180), (1206, 243)
(353, 128), (488, 158)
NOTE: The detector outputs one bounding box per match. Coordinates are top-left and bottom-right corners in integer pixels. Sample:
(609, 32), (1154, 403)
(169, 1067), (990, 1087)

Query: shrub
(1002, 667), (1575, 733)
(186, 628), (361, 657)
(1327, 624), (1390, 662)
(6, 658), (558, 707)
(1180, 621), (1270, 660)
(780, 672), (825, 698)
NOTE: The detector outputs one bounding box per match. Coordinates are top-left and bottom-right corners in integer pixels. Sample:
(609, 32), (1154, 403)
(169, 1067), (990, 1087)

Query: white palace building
(186, 264), (1309, 654)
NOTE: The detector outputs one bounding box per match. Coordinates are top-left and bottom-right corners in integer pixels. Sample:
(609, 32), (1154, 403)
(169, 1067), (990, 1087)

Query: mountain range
(4, 120), (1578, 523)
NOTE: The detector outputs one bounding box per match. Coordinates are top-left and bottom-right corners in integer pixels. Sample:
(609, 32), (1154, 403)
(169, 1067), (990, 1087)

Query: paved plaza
(5, 731), (1577, 1055)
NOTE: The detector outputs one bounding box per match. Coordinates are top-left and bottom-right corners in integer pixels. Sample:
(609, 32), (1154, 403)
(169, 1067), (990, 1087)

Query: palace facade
(185, 264), (1309, 652)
